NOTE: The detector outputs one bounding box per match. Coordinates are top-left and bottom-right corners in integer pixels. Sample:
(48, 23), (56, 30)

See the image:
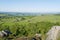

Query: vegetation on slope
(0, 13), (60, 40)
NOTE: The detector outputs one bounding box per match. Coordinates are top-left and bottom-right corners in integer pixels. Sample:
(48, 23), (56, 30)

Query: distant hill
(0, 12), (60, 16)
(0, 12), (41, 16)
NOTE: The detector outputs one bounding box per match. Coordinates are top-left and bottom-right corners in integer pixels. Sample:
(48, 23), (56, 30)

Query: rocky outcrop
(46, 26), (60, 40)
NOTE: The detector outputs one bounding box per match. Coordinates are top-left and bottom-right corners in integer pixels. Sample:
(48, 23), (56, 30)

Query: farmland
(0, 13), (60, 40)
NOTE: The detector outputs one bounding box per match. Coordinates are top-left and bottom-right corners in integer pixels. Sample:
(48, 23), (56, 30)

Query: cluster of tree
(0, 21), (60, 37)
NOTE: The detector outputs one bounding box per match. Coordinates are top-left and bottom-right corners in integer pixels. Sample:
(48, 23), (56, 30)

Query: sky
(0, 0), (60, 13)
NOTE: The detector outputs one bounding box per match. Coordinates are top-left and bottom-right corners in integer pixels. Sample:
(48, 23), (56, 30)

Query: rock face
(46, 26), (60, 40)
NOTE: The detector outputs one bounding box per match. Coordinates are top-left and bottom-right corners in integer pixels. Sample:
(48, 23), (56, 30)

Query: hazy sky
(0, 0), (60, 12)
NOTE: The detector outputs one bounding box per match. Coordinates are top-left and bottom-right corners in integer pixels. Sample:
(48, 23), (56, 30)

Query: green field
(0, 14), (60, 40)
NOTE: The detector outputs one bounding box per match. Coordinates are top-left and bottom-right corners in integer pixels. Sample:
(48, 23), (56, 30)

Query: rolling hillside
(20, 15), (60, 23)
